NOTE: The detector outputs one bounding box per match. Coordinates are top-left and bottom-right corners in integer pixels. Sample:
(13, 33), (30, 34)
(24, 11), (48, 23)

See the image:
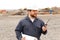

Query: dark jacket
(15, 16), (47, 40)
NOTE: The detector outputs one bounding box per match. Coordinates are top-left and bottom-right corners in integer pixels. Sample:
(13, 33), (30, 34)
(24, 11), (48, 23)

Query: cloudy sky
(0, 0), (60, 10)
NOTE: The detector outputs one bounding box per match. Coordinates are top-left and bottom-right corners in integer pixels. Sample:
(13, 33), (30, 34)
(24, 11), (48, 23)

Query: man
(15, 9), (47, 40)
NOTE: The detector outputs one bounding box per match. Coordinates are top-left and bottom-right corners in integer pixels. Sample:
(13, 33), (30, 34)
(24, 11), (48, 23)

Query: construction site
(0, 7), (60, 40)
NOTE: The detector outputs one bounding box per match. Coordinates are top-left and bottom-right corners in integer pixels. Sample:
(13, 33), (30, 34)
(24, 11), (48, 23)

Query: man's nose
(34, 13), (38, 14)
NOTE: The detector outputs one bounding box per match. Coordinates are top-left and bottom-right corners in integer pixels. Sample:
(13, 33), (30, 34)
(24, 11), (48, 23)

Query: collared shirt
(29, 15), (35, 22)
(15, 16), (47, 40)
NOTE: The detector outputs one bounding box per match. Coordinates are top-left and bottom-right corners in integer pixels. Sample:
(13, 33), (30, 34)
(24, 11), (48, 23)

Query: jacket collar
(25, 16), (38, 22)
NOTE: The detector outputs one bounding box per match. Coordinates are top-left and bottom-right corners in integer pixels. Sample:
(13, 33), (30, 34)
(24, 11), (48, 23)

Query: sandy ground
(0, 15), (60, 40)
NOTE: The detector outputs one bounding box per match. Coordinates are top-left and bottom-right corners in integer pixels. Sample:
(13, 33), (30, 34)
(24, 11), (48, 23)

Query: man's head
(27, 9), (38, 18)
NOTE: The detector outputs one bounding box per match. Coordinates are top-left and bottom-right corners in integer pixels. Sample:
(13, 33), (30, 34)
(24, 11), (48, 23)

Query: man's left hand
(42, 25), (47, 32)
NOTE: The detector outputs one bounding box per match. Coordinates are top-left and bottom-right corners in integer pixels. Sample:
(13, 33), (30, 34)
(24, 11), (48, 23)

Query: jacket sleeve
(41, 21), (47, 35)
(15, 21), (23, 40)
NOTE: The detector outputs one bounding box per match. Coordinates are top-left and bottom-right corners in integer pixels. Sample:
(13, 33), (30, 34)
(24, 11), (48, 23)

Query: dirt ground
(0, 14), (60, 40)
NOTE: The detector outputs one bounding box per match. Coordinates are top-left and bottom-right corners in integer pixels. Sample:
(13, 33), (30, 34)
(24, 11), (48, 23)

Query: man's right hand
(21, 37), (25, 40)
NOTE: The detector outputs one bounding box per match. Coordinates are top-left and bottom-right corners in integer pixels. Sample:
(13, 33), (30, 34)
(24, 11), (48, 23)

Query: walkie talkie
(45, 18), (51, 26)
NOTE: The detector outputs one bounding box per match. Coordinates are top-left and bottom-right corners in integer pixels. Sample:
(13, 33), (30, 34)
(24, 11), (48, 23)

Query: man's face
(29, 10), (38, 18)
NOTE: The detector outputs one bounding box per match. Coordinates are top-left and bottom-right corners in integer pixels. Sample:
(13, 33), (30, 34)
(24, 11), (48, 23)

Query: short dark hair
(27, 9), (37, 12)
(27, 9), (32, 11)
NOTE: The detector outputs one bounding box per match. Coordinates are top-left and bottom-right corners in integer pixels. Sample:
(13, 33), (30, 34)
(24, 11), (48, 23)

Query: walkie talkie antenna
(46, 15), (51, 24)
(46, 18), (51, 24)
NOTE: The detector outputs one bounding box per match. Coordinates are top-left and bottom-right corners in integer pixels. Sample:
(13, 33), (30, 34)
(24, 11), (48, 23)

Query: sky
(0, 0), (60, 10)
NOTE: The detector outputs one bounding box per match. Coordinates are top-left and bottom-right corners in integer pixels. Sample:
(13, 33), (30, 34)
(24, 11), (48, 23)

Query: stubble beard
(30, 15), (37, 18)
